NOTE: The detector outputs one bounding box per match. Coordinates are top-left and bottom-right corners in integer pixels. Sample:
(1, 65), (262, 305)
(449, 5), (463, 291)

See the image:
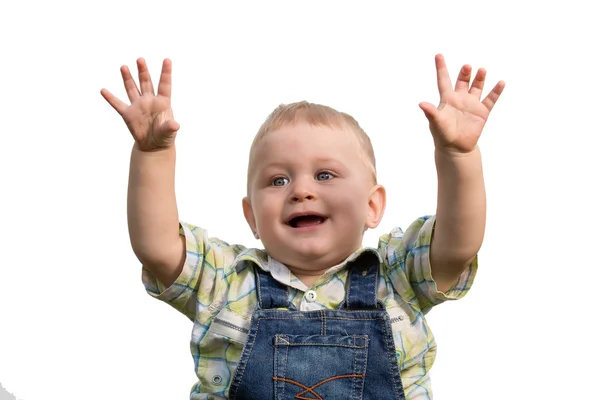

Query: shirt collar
(231, 247), (382, 290)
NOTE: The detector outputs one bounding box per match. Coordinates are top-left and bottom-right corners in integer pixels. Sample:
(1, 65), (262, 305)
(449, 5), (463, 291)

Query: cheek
(333, 193), (369, 222)
(254, 194), (281, 229)
(338, 182), (372, 223)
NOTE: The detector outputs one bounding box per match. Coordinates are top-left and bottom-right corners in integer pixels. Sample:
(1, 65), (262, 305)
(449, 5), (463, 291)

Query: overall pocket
(273, 334), (368, 400)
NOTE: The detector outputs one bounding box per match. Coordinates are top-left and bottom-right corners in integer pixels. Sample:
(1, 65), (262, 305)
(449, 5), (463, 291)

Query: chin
(297, 247), (346, 267)
(269, 244), (330, 264)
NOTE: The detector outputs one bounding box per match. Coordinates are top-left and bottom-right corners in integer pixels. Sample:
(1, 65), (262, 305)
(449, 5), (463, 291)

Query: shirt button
(305, 290), (317, 302)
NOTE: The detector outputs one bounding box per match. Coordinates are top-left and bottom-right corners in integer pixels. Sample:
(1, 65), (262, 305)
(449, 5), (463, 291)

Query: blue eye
(316, 172), (333, 181)
(272, 177), (289, 186)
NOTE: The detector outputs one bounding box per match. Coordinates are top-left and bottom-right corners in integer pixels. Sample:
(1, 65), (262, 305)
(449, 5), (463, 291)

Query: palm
(420, 55), (505, 153)
(101, 58), (180, 152)
(122, 94), (174, 149)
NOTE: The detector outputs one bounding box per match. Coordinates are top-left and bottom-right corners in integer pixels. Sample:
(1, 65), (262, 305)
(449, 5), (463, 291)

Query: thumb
(160, 119), (180, 137)
(418, 102), (439, 124)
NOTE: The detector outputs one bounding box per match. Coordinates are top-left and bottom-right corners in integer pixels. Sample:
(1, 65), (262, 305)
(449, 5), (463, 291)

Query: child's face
(243, 121), (385, 275)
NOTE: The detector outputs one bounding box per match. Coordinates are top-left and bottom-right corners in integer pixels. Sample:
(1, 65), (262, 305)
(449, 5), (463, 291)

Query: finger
(121, 65), (141, 103)
(481, 81), (506, 112)
(419, 102), (439, 124)
(454, 64), (472, 92)
(435, 54), (453, 96)
(100, 88), (128, 115)
(157, 59), (173, 98)
(137, 58), (155, 96)
(469, 68), (486, 100)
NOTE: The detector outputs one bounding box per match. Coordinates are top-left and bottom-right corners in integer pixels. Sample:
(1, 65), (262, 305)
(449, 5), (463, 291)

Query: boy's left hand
(419, 54), (505, 154)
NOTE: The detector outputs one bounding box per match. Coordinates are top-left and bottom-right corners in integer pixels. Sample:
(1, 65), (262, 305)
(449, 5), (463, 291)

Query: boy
(101, 54), (504, 399)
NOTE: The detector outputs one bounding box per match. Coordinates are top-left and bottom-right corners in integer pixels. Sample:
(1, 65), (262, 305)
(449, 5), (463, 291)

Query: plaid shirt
(143, 215), (477, 399)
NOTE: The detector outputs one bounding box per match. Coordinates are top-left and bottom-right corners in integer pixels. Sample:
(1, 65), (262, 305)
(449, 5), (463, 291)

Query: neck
(292, 271), (323, 288)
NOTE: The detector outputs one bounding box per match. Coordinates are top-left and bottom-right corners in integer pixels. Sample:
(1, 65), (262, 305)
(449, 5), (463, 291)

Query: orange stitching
(302, 374), (365, 393)
(273, 374), (365, 400)
(272, 378), (322, 399)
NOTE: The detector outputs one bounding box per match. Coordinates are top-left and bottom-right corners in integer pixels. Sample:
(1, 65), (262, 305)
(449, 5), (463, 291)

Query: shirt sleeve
(382, 215), (477, 314)
(141, 221), (245, 320)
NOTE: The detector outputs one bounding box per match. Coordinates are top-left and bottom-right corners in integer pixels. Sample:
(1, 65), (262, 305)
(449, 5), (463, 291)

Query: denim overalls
(229, 252), (406, 399)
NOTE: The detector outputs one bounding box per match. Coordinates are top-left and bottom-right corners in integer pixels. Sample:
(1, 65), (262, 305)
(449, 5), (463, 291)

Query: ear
(242, 197), (260, 239)
(365, 184), (386, 229)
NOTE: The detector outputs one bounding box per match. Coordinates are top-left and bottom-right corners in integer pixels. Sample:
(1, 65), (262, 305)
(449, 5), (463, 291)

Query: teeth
(289, 215), (325, 228)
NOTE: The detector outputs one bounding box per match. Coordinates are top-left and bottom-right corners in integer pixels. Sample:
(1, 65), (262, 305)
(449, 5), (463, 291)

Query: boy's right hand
(101, 58), (180, 152)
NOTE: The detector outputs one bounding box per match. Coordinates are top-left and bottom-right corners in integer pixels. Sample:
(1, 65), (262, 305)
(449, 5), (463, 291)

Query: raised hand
(419, 54), (505, 154)
(101, 58), (180, 152)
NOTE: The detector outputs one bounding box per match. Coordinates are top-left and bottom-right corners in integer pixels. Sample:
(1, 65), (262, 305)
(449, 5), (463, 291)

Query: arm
(101, 58), (185, 287)
(419, 54), (505, 292)
(431, 147), (485, 292)
(128, 145), (185, 287)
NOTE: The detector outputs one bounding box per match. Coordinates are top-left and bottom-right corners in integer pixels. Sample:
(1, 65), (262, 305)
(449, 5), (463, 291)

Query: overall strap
(255, 267), (290, 309)
(342, 251), (381, 310)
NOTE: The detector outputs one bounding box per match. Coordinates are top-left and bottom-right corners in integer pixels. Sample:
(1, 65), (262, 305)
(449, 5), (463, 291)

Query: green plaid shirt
(143, 215), (477, 399)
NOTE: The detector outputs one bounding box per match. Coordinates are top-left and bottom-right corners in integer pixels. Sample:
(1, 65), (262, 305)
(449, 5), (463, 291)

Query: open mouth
(287, 214), (327, 228)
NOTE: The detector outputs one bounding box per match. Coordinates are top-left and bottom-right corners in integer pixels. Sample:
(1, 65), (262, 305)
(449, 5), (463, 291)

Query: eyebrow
(261, 158), (346, 170)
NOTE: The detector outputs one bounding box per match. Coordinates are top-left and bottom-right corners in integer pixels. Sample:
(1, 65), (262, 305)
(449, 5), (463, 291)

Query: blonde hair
(247, 101), (377, 192)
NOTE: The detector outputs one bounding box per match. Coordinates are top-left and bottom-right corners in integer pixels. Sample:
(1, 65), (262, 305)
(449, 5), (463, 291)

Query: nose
(288, 178), (316, 203)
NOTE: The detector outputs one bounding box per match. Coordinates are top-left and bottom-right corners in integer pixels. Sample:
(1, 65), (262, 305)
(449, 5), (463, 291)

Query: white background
(1, 1), (599, 399)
